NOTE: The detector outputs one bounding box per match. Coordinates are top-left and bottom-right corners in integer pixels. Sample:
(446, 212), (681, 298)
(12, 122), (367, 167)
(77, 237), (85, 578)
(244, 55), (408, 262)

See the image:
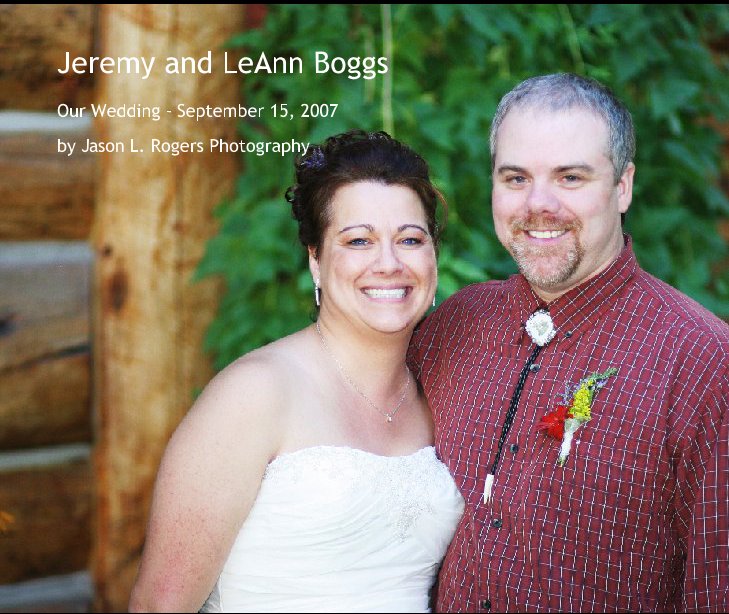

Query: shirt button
(510, 443), (519, 453)
(564, 330), (573, 338)
(529, 363), (540, 372)
(491, 518), (502, 528)
(480, 599), (492, 610)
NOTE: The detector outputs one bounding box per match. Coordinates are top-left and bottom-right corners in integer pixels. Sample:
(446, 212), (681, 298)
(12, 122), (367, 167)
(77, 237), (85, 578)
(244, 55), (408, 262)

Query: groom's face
(491, 106), (633, 302)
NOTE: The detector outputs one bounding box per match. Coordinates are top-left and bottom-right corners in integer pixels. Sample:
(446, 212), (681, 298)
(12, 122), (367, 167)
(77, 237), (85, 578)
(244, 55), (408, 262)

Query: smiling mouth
(526, 229), (568, 239)
(363, 288), (408, 299)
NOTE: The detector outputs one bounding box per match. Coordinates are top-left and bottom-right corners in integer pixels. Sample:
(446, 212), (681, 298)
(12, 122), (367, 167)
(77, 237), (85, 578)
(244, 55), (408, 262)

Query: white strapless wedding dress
(201, 445), (464, 613)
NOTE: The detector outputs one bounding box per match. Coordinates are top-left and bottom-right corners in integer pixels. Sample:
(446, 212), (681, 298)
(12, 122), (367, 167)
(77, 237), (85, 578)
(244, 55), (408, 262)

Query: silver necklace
(315, 321), (411, 423)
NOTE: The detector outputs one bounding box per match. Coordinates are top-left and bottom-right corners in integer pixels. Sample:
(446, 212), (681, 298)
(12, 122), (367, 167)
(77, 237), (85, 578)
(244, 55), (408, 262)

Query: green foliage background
(196, 4), (729, 370)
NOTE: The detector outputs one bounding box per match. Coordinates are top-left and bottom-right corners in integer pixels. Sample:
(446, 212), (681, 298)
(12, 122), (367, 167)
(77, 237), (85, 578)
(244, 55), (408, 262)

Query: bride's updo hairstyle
(285, 130), (446, 258)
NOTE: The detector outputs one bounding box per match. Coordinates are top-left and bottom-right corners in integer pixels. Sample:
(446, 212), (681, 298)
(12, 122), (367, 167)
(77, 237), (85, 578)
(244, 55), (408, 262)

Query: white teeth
(527, 230), (566, 239)
(364, 288), (406, 299)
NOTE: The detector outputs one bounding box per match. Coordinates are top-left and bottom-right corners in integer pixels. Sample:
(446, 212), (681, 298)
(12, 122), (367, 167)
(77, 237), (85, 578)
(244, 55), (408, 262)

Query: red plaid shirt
(410, 237), (729, 613)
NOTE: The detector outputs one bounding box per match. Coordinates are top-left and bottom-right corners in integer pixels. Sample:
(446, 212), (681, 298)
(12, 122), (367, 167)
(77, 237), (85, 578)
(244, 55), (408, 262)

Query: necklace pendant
(315, 321), (410, 424)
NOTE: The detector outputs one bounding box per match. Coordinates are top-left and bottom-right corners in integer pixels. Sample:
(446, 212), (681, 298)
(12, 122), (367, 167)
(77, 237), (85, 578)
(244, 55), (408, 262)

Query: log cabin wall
(0, 4), (244, 612)
(0, 3), (97, 602)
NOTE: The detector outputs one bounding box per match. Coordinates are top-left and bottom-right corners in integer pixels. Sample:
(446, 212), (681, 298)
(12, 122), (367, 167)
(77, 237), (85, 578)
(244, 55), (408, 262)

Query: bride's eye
(347, 237), (370, 246)
(401, 237), (423, 246)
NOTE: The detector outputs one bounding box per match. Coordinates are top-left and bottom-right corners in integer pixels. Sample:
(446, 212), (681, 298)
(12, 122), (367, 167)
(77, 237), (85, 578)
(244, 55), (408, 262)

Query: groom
(410, 73), (729, 612)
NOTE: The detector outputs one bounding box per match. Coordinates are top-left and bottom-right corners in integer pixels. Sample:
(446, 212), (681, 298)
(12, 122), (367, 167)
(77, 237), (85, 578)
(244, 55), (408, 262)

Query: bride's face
(310, 181), (437, 336)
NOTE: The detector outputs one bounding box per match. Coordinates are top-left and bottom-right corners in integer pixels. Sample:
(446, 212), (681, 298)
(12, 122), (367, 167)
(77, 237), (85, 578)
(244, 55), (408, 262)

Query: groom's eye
(561, 174), (584, 186)
(401, 237), (423, 246)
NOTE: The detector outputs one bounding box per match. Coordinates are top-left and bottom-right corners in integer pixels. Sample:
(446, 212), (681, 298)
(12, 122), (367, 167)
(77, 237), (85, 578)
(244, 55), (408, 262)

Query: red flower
(537, 404), (572, 440)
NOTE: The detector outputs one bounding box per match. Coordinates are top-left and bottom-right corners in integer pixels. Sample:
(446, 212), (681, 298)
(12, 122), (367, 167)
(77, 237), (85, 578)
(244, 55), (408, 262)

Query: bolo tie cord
(483, 344), (542, 504)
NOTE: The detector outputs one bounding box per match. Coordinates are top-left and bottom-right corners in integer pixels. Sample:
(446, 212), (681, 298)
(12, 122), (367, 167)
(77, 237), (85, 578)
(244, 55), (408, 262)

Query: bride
(128, 130), (464, 613)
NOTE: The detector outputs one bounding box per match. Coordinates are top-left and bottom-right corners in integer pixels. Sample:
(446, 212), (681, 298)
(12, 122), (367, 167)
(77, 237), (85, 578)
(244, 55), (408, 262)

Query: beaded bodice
(201, 445), (464, 613)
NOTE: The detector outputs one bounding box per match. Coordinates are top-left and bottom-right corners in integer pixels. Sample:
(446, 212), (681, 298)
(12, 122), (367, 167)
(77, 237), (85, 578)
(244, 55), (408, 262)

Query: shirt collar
(510, 234), (638, 347)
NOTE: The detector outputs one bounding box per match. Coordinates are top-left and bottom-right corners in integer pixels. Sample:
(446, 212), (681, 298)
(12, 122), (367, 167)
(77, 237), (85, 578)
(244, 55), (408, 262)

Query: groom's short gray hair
(489, 73), (635, 183)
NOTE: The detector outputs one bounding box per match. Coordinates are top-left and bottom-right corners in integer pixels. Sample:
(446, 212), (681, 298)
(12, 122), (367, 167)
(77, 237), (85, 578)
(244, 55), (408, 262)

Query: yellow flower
(571, 383), (592, 421)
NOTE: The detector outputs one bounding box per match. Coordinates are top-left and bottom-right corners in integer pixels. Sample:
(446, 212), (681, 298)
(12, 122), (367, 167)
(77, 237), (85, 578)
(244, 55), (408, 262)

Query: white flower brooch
(525, 309), (556, 346)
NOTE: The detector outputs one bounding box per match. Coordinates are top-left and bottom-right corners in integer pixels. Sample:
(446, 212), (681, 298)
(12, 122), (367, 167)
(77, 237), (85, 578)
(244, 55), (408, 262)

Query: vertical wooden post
(92, 5), (244, 611)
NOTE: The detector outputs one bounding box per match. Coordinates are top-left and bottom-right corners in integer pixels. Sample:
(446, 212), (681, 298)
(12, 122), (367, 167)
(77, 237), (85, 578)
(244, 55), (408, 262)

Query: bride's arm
(128, 354), (284, 612)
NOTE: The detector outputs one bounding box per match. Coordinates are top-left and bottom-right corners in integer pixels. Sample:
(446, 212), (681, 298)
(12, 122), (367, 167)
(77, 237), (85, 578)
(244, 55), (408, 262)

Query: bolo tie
(483, 309), (556, 504)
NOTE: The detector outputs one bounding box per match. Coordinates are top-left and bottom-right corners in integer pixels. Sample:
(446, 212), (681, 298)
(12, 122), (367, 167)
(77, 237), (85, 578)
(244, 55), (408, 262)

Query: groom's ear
(617, 162), (634, 214)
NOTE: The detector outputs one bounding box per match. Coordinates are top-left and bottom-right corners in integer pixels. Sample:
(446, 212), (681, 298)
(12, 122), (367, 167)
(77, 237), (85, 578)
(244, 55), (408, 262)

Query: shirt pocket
(518, 435), (666, 558)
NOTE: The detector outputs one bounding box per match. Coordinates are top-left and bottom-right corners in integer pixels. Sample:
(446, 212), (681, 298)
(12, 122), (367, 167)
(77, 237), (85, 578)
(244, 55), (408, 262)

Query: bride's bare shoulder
(193, 328), (312, 421)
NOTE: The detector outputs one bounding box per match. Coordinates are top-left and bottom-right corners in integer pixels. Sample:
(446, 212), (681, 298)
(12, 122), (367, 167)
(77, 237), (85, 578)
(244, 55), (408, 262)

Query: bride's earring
(314, 279), (321, 307)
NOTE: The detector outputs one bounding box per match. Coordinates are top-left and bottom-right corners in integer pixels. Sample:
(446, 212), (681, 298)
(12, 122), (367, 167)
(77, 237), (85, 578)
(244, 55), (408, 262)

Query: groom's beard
(507, 213), (584, 290)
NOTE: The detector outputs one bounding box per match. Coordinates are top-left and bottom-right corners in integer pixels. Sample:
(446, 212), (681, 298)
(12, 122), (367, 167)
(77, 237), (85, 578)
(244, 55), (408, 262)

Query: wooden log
(0, 571), (92, 613)
(0, 446), (91, 584)
(0, 4), (95, 110)
(0, 352), (90, 450)
(0, 115), (95, 240)
(0, 242), (91, 370)
(92, 5), (243, 611)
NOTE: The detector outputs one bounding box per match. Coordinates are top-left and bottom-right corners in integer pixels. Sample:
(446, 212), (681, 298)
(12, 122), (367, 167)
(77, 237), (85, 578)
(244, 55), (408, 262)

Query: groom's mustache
(509, 213), (582, 233)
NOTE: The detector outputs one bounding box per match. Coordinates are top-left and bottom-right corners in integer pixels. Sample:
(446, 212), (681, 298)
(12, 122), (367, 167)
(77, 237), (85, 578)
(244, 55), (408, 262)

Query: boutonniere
(525, 309), (556, 346)
(538, 367), (618, 466)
